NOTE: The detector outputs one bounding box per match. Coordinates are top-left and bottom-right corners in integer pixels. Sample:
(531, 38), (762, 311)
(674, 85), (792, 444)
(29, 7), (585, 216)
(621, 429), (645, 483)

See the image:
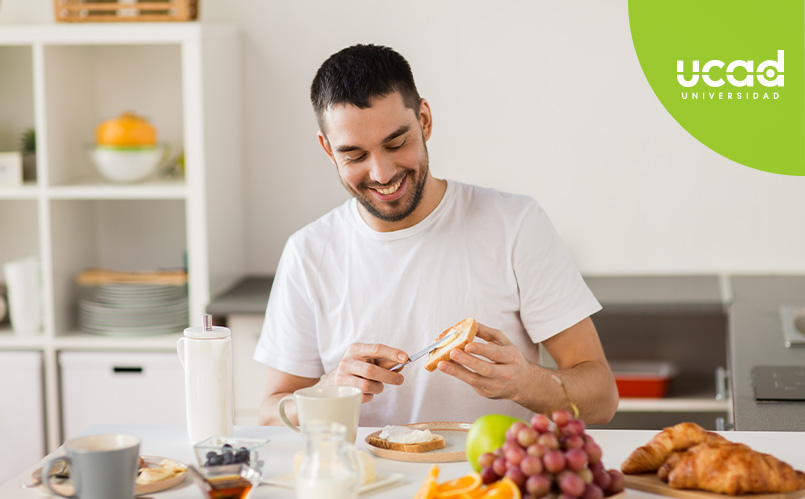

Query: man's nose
(367, 153), (396, 185)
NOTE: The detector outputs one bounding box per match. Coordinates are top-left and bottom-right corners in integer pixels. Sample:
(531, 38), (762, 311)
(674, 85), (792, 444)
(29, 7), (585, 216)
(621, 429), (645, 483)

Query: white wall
(220, 0), (805, 275)
(8, 1), (805, 275)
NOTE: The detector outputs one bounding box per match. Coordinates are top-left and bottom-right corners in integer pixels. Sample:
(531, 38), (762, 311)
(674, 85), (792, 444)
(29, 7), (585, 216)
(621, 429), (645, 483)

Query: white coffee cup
(2, 255), (42, 335)
(278, 386), (361, 443)
(42, 434), (141, 499)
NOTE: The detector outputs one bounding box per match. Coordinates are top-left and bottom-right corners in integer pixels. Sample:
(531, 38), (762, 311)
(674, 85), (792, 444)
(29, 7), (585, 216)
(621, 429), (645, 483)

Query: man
(255, 44), (618, 427)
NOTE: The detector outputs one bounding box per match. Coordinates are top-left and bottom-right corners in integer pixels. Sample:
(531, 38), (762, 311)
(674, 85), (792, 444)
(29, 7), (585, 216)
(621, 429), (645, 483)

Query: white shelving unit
(0, 23), (245, 452)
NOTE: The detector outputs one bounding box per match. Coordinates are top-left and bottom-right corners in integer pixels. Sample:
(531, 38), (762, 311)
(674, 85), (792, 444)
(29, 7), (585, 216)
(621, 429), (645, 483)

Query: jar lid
(183, 313), (230, 339)
(183, 325), (230, 339)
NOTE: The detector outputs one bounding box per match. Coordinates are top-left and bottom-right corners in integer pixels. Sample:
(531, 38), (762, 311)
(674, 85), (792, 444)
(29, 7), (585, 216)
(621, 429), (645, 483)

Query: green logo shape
(629, 0), (804, 175)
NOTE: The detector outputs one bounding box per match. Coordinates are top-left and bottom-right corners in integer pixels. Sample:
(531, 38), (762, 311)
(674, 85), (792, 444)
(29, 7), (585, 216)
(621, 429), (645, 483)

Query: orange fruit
(482, 477), (521, 499)
(96, 112), (157, 147)
(415, 466), (441, 499)
(416, 478), (439, 499)
(436, 472), (482, 498)
(416, 467), (519, 499)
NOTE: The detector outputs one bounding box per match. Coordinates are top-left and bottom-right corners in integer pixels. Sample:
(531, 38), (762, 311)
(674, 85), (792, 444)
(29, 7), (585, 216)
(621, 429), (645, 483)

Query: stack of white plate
(79, 284), (188, 335)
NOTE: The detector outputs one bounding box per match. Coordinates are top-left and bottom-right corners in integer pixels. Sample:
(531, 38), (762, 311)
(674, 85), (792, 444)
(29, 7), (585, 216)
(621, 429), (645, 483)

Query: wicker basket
(54, 0), (198, 22)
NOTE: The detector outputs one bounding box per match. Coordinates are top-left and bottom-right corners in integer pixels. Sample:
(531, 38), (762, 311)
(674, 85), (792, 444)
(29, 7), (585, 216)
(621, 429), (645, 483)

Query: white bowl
(90, 145), (167, 183)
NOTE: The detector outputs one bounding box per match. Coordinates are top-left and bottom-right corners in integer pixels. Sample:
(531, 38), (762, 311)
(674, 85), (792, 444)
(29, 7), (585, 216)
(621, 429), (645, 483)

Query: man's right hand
(318, 343), (408, 403)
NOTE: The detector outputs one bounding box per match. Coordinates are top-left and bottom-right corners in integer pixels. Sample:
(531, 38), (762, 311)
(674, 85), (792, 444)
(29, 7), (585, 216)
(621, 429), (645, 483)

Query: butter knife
(389, 330), (460, 372)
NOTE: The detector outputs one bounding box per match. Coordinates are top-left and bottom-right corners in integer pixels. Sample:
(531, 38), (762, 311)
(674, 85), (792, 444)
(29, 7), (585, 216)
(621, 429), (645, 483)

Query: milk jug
(296, 422), (362, 499)
(177, 314), (234, 443)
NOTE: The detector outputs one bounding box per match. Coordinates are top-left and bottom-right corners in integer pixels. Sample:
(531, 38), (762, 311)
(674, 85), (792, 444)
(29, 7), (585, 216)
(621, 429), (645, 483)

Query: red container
(610, 360), (677, 398)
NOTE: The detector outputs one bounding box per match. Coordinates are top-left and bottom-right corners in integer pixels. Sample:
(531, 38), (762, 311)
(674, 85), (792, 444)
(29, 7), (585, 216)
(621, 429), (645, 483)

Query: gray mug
(42, 434), (141, 499)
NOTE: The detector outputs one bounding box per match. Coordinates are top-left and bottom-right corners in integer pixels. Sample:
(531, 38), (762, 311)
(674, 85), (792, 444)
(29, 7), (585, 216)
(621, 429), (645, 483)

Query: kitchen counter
(3, 425), (805, 498)
(585, 275), (726, 315)
(206, 275), (273, 317)
(729, 276), (805, 431)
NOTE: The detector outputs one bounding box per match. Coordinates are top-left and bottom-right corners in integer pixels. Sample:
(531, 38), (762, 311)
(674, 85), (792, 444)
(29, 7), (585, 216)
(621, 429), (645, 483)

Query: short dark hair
(311, 44), (421, 131)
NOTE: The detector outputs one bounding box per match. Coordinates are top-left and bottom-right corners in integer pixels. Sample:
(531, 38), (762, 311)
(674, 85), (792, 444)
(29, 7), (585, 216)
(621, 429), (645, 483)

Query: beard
(341, 144), (430, 224)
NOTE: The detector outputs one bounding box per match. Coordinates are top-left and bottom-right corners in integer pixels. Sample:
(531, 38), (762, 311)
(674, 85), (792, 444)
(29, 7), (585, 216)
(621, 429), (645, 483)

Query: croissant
(621, 422), (728, 474)
(666, 442), (805, 494)
(657, 441), (751, 482)
(656, 452), (677, 482)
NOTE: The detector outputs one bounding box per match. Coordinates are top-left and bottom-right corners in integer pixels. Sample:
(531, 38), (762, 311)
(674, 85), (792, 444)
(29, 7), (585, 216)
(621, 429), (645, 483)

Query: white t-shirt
(254, 180), (601, 426)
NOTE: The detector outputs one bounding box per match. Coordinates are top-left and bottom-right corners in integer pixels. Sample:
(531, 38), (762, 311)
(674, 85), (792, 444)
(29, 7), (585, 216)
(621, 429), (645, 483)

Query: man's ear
(419, 98), (433, 141)
(317, 130), (338, 166)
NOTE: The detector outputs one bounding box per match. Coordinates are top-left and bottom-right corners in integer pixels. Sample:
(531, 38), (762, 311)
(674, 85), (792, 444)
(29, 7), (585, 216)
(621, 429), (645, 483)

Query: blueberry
(210, 455), (223, 466)
(206, 451), (217, 459)
(222, 443), (233, 450)
(222, 453), (233, 465)
(235, 450), (248, 463)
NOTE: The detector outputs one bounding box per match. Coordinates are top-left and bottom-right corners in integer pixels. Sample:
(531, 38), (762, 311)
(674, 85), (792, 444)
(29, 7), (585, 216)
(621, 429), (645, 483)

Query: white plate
(97, 284), (185, 293)
(95, 293), (185, 302)
(34, 455), (187, 497)
(262, 472), (405, 495)
(80, 311), (188, 323)
(79, 324), (186, 335)
(80, 298), (187, 312)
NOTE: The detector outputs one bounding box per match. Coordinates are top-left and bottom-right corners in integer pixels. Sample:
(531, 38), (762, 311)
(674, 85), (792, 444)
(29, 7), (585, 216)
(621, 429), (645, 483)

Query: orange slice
(436, 472), (482, 498)
(457, 489), (486, 499)
(416, 478), (439, 499)
(415, 466), (441, 499)
(482, 477), (521, 499)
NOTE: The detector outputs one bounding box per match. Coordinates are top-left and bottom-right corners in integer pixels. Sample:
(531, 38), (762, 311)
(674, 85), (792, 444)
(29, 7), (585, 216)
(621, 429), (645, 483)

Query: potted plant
(20, 127), (36, 182)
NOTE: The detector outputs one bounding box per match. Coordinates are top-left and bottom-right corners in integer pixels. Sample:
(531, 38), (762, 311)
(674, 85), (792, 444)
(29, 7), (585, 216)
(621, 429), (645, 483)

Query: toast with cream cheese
(367, 425), (446, 453)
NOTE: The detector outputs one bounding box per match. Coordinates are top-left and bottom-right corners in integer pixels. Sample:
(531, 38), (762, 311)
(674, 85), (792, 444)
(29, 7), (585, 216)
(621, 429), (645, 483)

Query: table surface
(4, 425), (805, 498)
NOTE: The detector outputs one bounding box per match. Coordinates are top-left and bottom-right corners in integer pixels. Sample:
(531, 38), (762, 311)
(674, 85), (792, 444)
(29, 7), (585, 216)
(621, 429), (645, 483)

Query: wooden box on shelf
(54, 0), (198, 23)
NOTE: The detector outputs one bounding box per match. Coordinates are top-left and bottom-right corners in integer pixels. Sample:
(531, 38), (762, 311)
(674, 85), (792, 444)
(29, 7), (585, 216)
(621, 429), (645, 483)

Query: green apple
(465, 414), (525, 472)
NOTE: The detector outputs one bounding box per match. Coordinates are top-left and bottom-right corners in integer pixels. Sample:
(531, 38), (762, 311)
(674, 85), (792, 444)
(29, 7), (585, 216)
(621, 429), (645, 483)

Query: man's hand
(436, 323), (527, 400)
(319, 343), (408, 403)
(436, 319), (618, 424)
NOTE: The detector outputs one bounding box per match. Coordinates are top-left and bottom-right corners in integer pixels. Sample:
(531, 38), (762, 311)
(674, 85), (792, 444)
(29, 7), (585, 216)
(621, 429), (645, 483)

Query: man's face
(318, 92), (433, 227)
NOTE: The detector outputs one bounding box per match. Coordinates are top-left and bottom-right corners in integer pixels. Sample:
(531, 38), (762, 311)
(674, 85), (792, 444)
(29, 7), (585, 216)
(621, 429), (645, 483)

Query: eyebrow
(334, 125), (411, 153)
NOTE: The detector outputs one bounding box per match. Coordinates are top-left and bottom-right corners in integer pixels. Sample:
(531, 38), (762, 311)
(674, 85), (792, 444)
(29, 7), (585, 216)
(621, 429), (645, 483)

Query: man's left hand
(436, 323), (529, 401)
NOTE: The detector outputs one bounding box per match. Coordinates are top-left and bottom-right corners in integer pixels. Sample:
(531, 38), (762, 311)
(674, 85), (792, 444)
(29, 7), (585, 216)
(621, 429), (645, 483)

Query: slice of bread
(424, 317), (478, 372)
(366, 433), (446, 453)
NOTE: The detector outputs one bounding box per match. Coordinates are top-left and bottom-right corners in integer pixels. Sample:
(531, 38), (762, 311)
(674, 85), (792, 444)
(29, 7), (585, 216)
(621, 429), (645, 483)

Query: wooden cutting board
(625, 473), (805, 499)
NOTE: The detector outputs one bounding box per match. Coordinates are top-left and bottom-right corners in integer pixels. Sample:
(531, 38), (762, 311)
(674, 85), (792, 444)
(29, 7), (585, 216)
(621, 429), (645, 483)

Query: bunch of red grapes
(477, 410), (625, 499)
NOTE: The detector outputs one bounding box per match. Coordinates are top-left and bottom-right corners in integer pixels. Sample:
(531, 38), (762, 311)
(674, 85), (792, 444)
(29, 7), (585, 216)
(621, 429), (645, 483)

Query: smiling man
(318, 90), (440, 232)
(254, 44), (618, 427)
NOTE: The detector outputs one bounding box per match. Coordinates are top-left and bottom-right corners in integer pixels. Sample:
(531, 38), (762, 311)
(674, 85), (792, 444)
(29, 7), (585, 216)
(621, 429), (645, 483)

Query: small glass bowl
(188, 463), (262, 499)
(193, 436), (270, 477)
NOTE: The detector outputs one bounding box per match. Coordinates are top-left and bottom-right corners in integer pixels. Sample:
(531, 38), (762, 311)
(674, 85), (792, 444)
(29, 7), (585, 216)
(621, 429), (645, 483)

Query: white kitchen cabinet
(0, 351), (45, 484)
(0, 23), (245, 451)
(60, 351), (185, 440)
